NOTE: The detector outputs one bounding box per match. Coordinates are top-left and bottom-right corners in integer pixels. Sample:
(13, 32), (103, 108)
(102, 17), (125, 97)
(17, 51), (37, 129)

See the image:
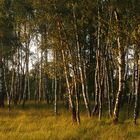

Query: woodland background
(0, 0), (140, 139)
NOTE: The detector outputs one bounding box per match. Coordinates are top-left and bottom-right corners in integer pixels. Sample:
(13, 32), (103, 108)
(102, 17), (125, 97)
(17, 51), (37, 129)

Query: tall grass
(0, 102), (139, 140)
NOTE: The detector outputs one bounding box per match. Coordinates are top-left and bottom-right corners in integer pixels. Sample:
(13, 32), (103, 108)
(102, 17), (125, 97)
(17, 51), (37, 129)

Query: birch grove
(0, 0), (140, 124)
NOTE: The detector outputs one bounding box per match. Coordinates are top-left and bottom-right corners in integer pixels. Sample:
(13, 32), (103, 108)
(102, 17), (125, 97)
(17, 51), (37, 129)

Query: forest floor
(0, 102), (139, 140)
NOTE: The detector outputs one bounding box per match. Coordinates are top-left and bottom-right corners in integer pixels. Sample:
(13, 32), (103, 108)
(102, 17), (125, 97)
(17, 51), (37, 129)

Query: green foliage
(0, 0), (17, 58)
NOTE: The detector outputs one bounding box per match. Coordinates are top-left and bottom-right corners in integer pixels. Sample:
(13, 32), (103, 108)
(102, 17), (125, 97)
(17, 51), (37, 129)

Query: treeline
(0, 0), (140, 124)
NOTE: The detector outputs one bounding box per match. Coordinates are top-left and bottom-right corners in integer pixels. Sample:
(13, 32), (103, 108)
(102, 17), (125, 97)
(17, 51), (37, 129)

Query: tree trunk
(73, 67), (80, 124)
(113, 10), (125, 124)
(54, 51), (58, 115)
(133, 52), (140, 124)
(72, 4), (91, 117)
(62, 50), (77, 122)
(0, 61), (4, 107)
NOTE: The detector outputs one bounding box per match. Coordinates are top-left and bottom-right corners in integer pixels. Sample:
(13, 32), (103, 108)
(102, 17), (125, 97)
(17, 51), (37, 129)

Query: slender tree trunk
(55, 14), (77, 122)
(133, 52), (140, 124)
(113, 38), (124, 123)
(23, 42), (30, 107)
(113, 10), (125, 123)
(39, 49), (43, 102)
(105, 49), (112, 117)
(72, 4), (91, 117)
(97, 7), (102, 120)
(92, 62), (99, 115)
(19, 47), (24, 104)
(83, 61), (89, 102)
(0, 60), (4, 107)
(62, 49), (77, 122)
(3, 60), (10, 108)
(127, 62), (135, 118)
(92, 7), (101, 117)
(54, 51), (58, 115)
(73, 68), (80, 124)
(54, 77), (57, 115)
(10, 65), (15, 107)
(15, 47), (20, 105)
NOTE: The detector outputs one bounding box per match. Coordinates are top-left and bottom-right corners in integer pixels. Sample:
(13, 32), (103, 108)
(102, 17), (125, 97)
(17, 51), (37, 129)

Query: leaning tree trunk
(55, 14), (77, 122)
(72, 4), (91, 117)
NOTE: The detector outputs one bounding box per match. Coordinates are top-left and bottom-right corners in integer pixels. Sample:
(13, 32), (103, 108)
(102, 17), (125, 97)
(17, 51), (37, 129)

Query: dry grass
(0, 103), (139, 140)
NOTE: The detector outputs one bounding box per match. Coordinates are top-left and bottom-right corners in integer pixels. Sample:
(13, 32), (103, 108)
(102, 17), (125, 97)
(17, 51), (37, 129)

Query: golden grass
(0, 103), (139, 140)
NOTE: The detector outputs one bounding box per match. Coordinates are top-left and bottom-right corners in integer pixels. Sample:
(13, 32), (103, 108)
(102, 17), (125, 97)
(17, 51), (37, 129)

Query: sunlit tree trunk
(55, 16), (76, 121)
(72, 4), (91, 117)
(113, 10), (125, 123)
(62, 49), (77, 122)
